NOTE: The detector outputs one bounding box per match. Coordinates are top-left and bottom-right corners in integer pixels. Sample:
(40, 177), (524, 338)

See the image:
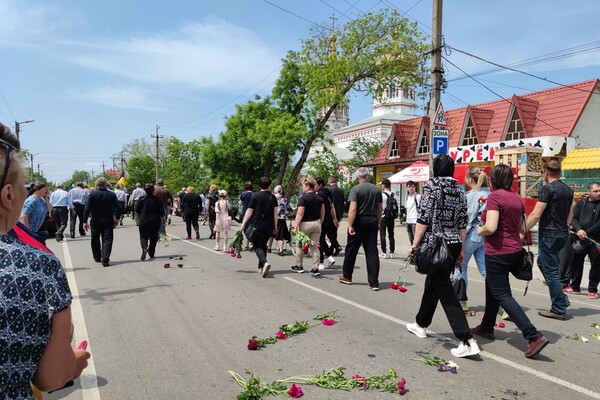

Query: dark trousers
(559, 235), (573, 287)
(184, 210), (199, 238)
(139, 220), (160, 258)
(341, 215), (380, 287)
(90, 218), (114, 263)
(70, 203), (86, 236)
(569, 245), (600, 292)
(253, 228), (270, 270)
(52, 207), (69, 236)
(117, 201), (126, 223)
(481, 252), (542, 342)
(326, 218), (341, 251)
(208, 213), (216, 237)
(415, 243), (473, 343)
(379, 217), (395, 253)
(406, 223), (416, 245)
(319, 222), (334, 262)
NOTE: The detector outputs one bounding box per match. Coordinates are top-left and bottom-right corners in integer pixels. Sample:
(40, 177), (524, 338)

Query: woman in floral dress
(0, 123), (90, 398)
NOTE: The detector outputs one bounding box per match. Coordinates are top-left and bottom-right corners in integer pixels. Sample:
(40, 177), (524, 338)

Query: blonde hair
(466, 166), (488, 190)
(186, 186), (196, 193)
(303, 177), (316, 189)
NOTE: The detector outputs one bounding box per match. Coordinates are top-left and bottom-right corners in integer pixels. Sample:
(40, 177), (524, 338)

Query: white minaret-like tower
(372, 82), (417, 117)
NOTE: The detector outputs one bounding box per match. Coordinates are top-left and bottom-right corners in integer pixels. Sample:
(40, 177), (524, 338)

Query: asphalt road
(43, 217), (600, 400)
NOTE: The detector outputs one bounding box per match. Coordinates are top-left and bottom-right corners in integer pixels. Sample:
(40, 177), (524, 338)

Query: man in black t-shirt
(527, 160), (574, 320)
(241, 176), (278, 278)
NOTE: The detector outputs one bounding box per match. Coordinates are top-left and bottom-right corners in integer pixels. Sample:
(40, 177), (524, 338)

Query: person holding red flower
(291, 177), (324, 276)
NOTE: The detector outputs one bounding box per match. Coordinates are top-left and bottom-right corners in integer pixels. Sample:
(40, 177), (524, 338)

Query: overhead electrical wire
(442, 55), (574, 137)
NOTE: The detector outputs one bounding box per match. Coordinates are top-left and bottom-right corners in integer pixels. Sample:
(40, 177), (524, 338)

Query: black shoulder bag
(414, 184), (453, 275)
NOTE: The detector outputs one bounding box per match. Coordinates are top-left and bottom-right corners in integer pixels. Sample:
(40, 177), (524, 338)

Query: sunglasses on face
(0, 138), (16, 190)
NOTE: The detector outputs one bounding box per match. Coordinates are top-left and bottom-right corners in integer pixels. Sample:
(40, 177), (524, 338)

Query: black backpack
(383, 192), (399, 219)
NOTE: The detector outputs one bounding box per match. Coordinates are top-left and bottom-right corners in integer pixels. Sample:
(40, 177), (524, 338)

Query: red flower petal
(390, 283), (399, 290)
(398, 286), (408, 293)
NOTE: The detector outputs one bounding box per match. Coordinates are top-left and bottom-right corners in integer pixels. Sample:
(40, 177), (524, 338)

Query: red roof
(370, 79), (598, 167)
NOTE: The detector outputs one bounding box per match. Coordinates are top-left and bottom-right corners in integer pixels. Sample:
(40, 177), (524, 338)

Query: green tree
(344, 137), (383, 173)
(305, 147), (344, 183)
(121, 138), (153, 159)
(273, 9), (428, 198)
(69, 170), (91, 185)
(127, 156), (155, 188)
(202, 96), (305, 192)
(162, 137), (209, 192)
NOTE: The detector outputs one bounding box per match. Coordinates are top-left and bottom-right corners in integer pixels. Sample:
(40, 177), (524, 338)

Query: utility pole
(120, 151), (125, 172)
(102, 161), (106, 175)
(30, 153), (34, 182)
(15, 119), (34, 139)
(428, 0), (443, 177)
(151, 125), (164, 183)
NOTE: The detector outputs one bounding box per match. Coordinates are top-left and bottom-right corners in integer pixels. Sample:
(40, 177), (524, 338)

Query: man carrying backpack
(379, 178), (398, 259)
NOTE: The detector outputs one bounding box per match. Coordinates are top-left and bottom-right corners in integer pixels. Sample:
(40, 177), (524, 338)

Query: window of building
(417, 128), (429, 155)
(389, 83), (396, 99)
(505, 107), (524, 141)
(389, 135), (399, 158)
(462, 117), (478, 146)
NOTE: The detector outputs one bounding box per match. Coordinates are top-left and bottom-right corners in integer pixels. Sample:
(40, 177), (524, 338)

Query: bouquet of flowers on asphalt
(160, 231), (171, 247)
(227, 230), (244, 259)
(295, 231), (318, 254)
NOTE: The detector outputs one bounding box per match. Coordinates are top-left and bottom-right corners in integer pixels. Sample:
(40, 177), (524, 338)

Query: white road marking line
(168, 233), (227, 254)
(284, 277), (600, 400)
(63, 242), (102, 400)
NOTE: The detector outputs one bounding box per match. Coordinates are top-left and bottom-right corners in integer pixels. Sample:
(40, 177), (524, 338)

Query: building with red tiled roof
(370, 79), (600, 186)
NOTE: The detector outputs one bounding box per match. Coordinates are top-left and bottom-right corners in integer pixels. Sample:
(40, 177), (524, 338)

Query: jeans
(538, 234), (569, 314)
(481, 252), (542, 342)
(416, 242), (473, 344)
(342, 215), (380, 287)
(455, 228), (486, 290)
(253, 228), (271, 270)
(379, 217), (395, 253)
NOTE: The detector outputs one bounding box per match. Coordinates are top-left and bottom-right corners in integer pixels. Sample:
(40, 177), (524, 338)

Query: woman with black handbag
(406, 154), (480, 358)
(473, 164), (548, 358)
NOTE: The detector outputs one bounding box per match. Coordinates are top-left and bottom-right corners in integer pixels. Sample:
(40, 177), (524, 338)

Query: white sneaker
(318, 263), (325, 271)
(389, 253), (395, 259)
(222, 245), (227, 252)
(451, 341), (480, 358)
(325, 256), (336, 268)
(379, 252), (387, 259)
(407, 322), (427, 339)
(213, 244), (220, 251)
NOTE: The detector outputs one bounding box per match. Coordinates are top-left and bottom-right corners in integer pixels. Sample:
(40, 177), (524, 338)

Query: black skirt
(275, 218), (291, 241)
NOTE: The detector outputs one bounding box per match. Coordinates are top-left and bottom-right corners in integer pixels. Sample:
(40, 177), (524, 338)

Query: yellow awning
(561, 148), (600, 170)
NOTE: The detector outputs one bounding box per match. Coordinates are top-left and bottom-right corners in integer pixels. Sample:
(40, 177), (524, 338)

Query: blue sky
(1, 0), (598, 182)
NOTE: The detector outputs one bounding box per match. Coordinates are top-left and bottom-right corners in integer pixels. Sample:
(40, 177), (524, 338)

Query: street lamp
(15, 119), (35, 138)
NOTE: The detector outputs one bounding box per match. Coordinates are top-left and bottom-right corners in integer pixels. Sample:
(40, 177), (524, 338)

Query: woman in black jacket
(181, 186), (203, 240)
(136, 183), (164, 260)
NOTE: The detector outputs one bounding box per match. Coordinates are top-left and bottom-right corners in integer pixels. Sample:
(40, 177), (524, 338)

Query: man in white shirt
(129, 183), (146, 225)
(49, 181), (74, 242)
(405, 180), (421, 246)
(114, 184), (128, 226)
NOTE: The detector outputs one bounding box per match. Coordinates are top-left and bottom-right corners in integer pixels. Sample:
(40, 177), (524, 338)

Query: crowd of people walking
(4, 113), (600, 399)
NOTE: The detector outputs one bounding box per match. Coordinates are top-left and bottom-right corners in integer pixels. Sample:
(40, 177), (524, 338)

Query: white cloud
(62, 17), (282, 91)
(68, 86), (166, 112)
(0, 0), (80, 45)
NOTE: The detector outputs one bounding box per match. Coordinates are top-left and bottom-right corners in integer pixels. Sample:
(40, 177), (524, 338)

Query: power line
(0, 87), (16, 123)
(448, 45), (600, 95)
(442, 55), (574, 137)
